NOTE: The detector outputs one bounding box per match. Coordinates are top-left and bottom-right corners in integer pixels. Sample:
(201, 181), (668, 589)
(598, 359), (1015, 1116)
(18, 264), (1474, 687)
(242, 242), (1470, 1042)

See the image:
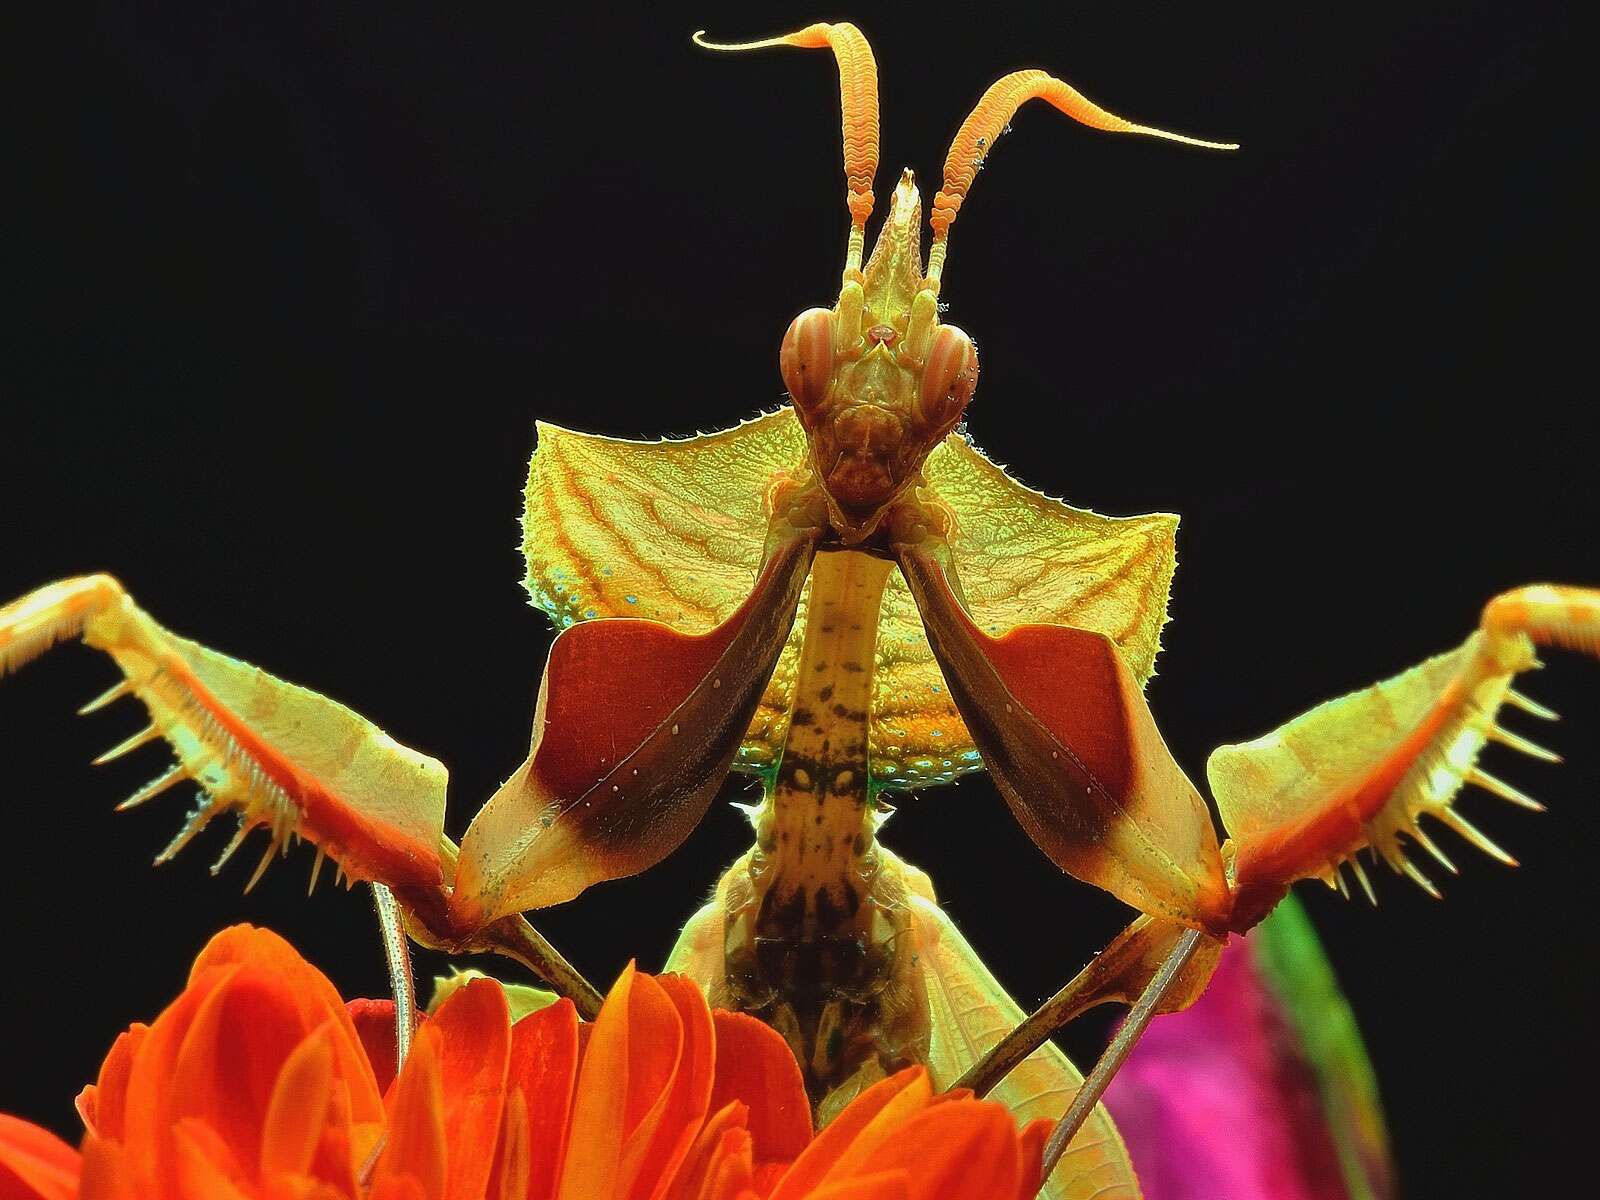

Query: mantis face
(781, 174), (978, 542)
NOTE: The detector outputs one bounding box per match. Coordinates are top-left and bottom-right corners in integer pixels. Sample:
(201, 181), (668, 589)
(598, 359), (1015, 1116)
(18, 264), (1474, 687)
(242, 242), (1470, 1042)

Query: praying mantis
(2, 19), (1596, 1198)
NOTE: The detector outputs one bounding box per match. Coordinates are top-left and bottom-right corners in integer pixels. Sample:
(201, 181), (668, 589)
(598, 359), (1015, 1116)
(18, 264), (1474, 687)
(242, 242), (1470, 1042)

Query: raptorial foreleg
(0, 574), (448, 889)
(1211, 584), (1600, 927)
(0, 573), (604, 1014)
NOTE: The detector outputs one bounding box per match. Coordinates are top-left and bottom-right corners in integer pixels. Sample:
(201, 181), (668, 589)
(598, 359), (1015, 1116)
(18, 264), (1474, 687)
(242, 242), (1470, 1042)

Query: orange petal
(1013, 1118), (1050, 1200)
(659, 1101), (749, 1200)
(489, 1087), (531, 1200)
(77, 1135), (137, 1200)
(504, 1000), (580, 1200)
(114, 926), (381, 1194)
(348, 998), (414, 1095)
(555, 965), (679, 1200)
(618, 974), (716, 1199)
(190, 926), (384, 1126)
(620, 975), (684, 1135)
(707, 1010), (811, 1163)
(259, 1027), (336, 1181)
(169, 968), (311, 1175)
(369, 1177), (430, 1200)
(75, 1023), (148, 1140)
(172, 1117), (252, 1200)
(375, 1022), (448, 1200)
(750, 1160), (788, 1195)
(0, 1113), (80, 1200)
(806, 1174), (912, 1200)
(428, 976), (512, 1200)
(695, 1126), (755, 1200)
(308, 1074), (365, 1200)
(72, 1089), (96, 1138)
(118, 964), (231, 1191)
(119, 962), (280, 1192)
(766, 1069), (931, 1200)
(851, 1099), (1020, 1200)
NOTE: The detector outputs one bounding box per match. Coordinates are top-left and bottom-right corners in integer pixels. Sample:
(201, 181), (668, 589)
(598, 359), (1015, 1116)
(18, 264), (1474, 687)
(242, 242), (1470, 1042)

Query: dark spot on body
(814, 887), (843, 933)
(758, 886), (807, 939)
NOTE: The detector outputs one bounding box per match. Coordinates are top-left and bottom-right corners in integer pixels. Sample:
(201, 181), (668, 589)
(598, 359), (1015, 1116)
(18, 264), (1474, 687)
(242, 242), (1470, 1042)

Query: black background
(4, 3), (1593, 1196)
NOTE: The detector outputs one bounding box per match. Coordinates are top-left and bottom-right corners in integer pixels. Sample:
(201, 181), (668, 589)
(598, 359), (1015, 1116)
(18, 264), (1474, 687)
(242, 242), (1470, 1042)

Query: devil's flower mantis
(1, 21), (1594, 1198)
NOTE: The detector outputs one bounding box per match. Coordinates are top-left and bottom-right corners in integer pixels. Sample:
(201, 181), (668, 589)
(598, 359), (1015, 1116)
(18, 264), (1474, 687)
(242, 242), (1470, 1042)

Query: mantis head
(781, 171), (978, 539)
(696, 22), (1235, 543)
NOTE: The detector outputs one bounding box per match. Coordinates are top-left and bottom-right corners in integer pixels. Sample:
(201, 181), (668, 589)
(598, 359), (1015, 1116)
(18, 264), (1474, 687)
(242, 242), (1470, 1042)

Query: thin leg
(357, 883), (416, 1189)
(395, 876), (605, 1021)
(953, 944), (1125, 1100)
(480, 913), (604, 1020)
(1039, 927), (1205, 1188)
(955, 914), (1219, 1101)
(371, 882), (417, 1067)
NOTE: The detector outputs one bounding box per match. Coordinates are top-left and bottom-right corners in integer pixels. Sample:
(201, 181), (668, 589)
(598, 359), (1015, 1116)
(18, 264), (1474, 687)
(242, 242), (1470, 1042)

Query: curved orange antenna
(927, 69), (1237, 287)
(694, 23), (880, 275)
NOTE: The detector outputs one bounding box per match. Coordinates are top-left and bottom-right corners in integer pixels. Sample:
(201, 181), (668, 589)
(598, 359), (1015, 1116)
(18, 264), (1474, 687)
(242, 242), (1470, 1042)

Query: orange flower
(0, 1114), (79, 1200)
(73, 925), (388, 1199)
(0, 926), (1045, 1200)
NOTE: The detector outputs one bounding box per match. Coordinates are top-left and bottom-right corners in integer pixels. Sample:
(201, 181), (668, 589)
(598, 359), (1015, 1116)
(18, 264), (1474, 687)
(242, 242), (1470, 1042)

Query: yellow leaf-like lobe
(523, 411), (1177, 791)
(523, 413), (804, 631)
(922, 436), (1177, 682)
(875, 436), (1178, 789)
(523, 411), (810, 778)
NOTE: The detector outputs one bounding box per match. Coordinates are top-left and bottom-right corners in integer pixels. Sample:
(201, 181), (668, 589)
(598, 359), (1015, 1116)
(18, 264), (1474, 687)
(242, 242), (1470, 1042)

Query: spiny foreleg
(1212, 583), (1600, 926)
(0, 573), (603, 1014)
(0, 574), (448, 889)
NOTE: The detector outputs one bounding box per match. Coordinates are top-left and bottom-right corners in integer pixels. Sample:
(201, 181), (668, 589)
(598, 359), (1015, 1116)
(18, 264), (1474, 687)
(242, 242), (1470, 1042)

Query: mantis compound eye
(780, 307), (836, 424)
(917, 324), (979, 430)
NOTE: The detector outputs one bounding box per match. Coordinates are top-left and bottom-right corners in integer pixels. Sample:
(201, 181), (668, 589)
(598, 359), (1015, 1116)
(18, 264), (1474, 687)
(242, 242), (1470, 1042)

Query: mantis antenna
(927, 70), (1238, 289)
(693, 23), (880, 279)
